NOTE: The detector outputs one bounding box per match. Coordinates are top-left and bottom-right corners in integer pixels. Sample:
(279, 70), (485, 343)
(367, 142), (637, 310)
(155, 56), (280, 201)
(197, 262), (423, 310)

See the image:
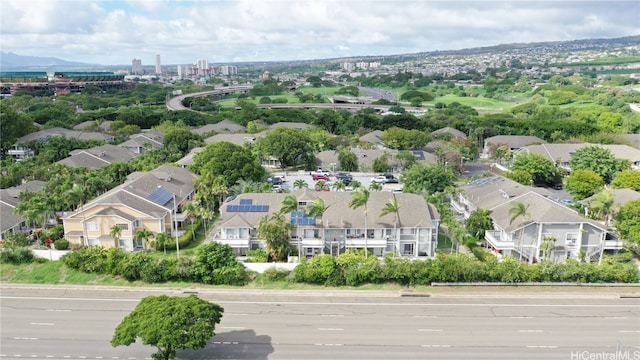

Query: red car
(312, 173), (330, 181)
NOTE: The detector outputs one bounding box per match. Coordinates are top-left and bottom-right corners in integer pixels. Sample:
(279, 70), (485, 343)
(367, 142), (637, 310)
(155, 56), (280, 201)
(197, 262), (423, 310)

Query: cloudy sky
(1, 0), (638, 66)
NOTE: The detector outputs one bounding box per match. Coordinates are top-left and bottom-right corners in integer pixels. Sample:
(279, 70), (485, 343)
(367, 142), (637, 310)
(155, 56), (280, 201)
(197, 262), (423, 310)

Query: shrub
(246, 249), (268, 263)
(193, 242), (247, 285)
(262, 267), (292, 281)
(0, 247), (35, 264)
(61, 246), (108, 273)
(53, 239), (69, 250)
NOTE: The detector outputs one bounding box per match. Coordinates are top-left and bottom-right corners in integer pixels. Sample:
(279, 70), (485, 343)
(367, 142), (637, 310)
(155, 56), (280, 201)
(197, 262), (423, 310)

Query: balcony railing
(603, 239), (623, 250)
(345, 238), (387, 248)
(485, 230), (515, 250)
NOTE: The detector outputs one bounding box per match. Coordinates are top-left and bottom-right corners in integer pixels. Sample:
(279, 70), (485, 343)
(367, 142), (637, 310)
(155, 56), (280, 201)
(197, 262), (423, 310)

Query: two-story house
(62, 165), (197, 251)
(214, 190), (440, 259)
(452, 176), (617, 263)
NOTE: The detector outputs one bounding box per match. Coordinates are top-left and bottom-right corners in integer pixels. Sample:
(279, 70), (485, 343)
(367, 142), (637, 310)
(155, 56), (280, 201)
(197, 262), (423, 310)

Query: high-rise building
(155, 55), (162, 75)
(132, 59), (142, 75)
(220, 65), (237, 76)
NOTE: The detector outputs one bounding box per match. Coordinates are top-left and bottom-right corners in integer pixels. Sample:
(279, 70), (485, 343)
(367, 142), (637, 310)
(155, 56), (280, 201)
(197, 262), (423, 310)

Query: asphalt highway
(1, 285), (639, 360)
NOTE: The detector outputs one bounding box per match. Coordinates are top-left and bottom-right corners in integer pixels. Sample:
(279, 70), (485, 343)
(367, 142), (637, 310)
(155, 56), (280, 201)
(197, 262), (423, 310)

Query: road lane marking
(418, 329), (444, 332)
(29, 322), (54, 326)
(619, 330), (640, 333)
(318, 328), (344, 331)
(604, 317), (628, 319)
(315, 344), (344, 346)
(526, 345), (557, 348)
(421, 344), (451, 347)
(13, 337), (38, 340)
(321, 314), (344, 317)
(518, 330), (543, 333)
(510, 316), (533, 319)
(46, 309), (71, 312)
(414, 315), (438, 318)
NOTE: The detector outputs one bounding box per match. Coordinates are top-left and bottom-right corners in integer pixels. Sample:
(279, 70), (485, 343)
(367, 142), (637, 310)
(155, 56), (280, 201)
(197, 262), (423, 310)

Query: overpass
(166, 85), (252, 110)
(167, 87), (428, 114)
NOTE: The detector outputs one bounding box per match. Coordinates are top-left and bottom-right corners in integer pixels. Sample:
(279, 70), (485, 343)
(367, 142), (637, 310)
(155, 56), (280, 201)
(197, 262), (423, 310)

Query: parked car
(267, 176), (284, 185)
(335, 172), (353, 185)
(372, 173), (398, 184)
(312, 173), (330, 181)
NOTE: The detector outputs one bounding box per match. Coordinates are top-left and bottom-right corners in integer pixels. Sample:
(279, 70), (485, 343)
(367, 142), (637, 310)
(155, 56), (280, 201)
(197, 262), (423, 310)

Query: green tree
(400, 164), (456, 194)
(306, 197), (331, 245)
(504, 169), (533, 186)
(111, 295), (223, 360)
(511, 153), (557, 185)
(153, 232), (170, 254)
(380, 127), (430, 150)
(508, 202), (530, 261)
(134, 228), (154, 251)
(191, 141), (265, 187)
(349, 188), (371, 257)
(279, 194), (300, 255)
(293, 179), (308, 190)
(110, 225), (122, 249)
(255, 127), (315, 169)
(163, 128), (203, 156)
(611, 169), (640, 191)
(338, 148), (358, 172)
(372, 153), (390, 173)
(379, 194), (401, 255)
(569, 146), (629, 183)
(564, 169), (604, 200)
(465, 208), (494, 241)
(0, 103), (37, 155)
(192, 242), (247, 284)
(256, 212), (292, 261)
(587, 189), (616, 226)
(395, 151), (417, 170)
(616, 199), (640, 251)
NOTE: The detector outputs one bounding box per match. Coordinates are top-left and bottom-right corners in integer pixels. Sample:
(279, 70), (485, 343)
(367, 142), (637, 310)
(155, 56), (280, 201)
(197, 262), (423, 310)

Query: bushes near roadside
(0, 247), (35, 264)
(293, 252), (639, 286)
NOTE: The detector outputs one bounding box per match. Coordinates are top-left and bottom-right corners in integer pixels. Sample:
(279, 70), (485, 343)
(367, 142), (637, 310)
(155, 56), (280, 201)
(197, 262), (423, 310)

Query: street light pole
(173, 193), (180, 259)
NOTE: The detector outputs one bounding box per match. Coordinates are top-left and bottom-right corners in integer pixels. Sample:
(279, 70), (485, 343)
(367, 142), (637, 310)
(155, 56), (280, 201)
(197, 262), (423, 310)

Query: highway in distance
(1, 285), (639, 360)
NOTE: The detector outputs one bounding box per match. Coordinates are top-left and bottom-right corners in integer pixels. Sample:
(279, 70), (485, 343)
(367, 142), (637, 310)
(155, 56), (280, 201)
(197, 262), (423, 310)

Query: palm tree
(540, 235), (557, 261)
(306, 197), (332, 247)
(314, 180), (329, 191)
(589, 189), (616, 226)
(256, 212), (292, 262)
(279, 194), (300, 259)
(349, 188), (371, 257)
(293, 179), (308, 190)
(368, 182), (383, 192)
(154, 231), (170, 254)
(134, 228), (154, 251)
(379, 194), (401, 256)
(182, 202), (198, 241)
(349, 180), (362, 190)
(110, 225), (122, 249)
(508, 202), (531, 261)
(332, 180), (346, 192)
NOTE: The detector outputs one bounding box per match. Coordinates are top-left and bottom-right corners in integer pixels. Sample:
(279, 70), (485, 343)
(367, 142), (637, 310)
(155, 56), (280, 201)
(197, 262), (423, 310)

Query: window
(86, 223), (98, 231)
(133, 219), (141, 228)
(116, 223), (128, 231)
(565, 233), (579, 246)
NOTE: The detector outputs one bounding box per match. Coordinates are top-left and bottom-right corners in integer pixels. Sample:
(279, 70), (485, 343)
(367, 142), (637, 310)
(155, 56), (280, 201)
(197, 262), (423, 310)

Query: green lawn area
(429, 94), (516, 111)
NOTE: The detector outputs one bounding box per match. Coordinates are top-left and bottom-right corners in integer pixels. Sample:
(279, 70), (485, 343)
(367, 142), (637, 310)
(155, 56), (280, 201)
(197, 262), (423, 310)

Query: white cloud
(1, 0), (638, 65)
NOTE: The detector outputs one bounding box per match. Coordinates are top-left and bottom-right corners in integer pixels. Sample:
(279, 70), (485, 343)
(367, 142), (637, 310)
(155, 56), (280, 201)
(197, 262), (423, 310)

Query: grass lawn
(430, 94), (516, 110)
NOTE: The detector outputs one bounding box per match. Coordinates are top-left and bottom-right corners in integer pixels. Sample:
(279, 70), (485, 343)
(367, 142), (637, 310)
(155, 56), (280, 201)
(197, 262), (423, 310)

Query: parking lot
(268, 170), (401, 192)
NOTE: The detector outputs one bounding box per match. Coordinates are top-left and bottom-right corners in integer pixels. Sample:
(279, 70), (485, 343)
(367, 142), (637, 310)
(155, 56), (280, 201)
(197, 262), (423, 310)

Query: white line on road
(314, 344), (344, 346)
(526, 345), (558, 348)
(421, 345), (451, 347)
(510, 316), (533, 319)
(318, 328), (344, 331)
(321, 314), (344, 317)
(29, 322), (54, 326)
(13, 337), (38, 340)
(418, 329), (444, 332)
(46, 309), (71, 312)
(518, 330), (544, 333)
(619, 330), (640, 333)
(414, 315), (438, 318)
(604, 317), (628, 319)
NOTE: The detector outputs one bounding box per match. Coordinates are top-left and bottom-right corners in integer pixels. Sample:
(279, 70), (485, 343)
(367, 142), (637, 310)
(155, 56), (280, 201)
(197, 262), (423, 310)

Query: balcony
(345, 238), (387, 248)
(217, 238), (250, 248)
(603, 239), (623, 250)
(485, 230), (515, 250)
(301, 238), (324, 247)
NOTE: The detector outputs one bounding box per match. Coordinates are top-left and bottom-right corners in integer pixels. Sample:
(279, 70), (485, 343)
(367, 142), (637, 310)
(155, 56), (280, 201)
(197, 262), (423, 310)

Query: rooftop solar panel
(239, 199), (253, 205)
(147, 187), (173, 206)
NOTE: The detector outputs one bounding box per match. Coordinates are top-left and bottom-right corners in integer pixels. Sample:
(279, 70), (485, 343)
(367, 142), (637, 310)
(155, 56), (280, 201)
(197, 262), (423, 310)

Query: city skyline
(1, 0), (638, 66)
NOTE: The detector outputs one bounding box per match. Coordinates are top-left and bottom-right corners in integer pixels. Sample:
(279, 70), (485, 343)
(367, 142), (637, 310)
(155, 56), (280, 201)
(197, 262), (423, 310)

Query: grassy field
(429, 94), (517, 111)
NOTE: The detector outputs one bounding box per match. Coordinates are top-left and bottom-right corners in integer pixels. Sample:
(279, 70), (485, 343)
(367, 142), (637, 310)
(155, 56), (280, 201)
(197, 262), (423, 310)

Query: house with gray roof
(214, 190), (440, 258)
(359, 130), (385, 149)
(452, 176), (618, 263)
(268, 122), (311, 131)
(193, 120), (246, 135)
(431, 127), (467, 139)
(73, 120), (113, 132)
(517, 143), (640, 171)
(315, 148), (436, 173)
(62, 165), (197, 251)
(482, 135), (546, 158)
(8, 127), (115, 161)
(204, 133), (264, 146)
(118, 132), (164, 154)
(0, 181), (46, 240)
(57, 144), (139, 169)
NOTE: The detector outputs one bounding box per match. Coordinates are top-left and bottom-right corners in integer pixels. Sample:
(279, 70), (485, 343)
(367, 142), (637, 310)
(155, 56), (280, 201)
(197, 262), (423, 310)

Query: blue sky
(1, 0), (638, 66)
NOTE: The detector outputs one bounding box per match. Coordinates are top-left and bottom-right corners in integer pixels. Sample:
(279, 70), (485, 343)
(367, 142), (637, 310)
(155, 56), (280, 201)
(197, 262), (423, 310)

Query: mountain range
(1, 36), (638, 72)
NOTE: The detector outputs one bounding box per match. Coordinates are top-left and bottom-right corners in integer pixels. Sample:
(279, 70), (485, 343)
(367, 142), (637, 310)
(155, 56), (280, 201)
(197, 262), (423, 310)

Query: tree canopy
(564, 169), (604, 200)
(255, 127), (315, 169)
(191, 141), (265, 187)
(569, 146), (629, 183)
(400, 164), (456, 194)
(510, 153), (558, 186)
(111, 295), (223, 360)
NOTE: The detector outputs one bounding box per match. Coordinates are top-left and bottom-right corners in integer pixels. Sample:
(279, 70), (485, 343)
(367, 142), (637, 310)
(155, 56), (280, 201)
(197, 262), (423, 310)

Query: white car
(371, 175), (387, 184)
